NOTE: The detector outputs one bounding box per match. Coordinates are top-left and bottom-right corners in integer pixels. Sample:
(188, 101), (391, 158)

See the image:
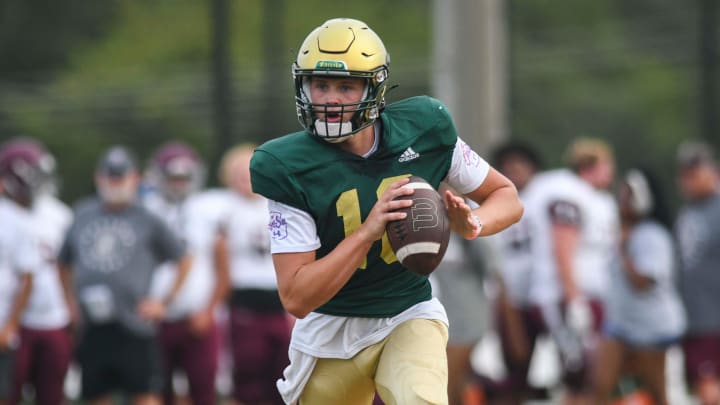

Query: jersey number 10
(335, 175), (409, 269)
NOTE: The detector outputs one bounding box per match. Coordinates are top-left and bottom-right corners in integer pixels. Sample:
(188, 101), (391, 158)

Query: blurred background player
(674, 141), (720, 405)
(0, 140), (40, 405)
(219, 144), (291, 405)
(592, 168), (685, 405)
(484, 141), (545, 404)
(523, 137), (619, 404)
(429, 224), (497, 405)
(144, 141), (231, 405)
(0, 138), (74, 405)
(58, 145), (191, 405)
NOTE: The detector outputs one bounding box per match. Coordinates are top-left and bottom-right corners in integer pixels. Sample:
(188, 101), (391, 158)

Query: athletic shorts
(77, 322), (163, 400)
(0, 348), (16, 399)
(299, 318), (449, 405)
(604, 323), (680, 350)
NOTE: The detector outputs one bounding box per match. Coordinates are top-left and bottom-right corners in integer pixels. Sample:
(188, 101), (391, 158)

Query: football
(386, 176), (451, 275)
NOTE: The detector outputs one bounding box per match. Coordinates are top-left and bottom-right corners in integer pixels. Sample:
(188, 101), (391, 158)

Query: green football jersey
(251, 96), (458, 317)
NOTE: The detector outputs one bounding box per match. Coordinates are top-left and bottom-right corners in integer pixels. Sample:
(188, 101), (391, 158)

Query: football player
(144, 141), (230, 405)
(0, 139), (43, 405)
(592, 168), (685, 405)
(522, 138), (619, 404)
(485, 141), (547, 404)
(249, 18), (523, 405)
(218, 144), (292, 405)
(0, 138), (74, 405)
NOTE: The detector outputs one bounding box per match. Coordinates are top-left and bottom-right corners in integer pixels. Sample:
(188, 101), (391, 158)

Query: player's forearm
(58, 265), (78, 320)
(207, 262), (231, 311)
(552, 225), (580, 300)
(163, 255), (192, 306)
(558, 260), (579, 301)
(208, 236), (231, 311)
(620, 250), (654, 291)
(6, 274), (33, 329)
(472, 185), (523, 236)
(276, 230), (374, 318)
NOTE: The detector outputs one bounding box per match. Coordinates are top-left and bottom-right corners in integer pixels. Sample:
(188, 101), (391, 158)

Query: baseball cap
(677, 140), (715, 169)
(97, 146), (138, 177)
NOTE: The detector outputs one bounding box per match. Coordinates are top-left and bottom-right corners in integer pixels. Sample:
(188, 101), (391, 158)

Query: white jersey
(21, 195), (73, 329)
(146, 189), (232, 320)
(225, 193), (277, 290)
(524, 169), (619, 304)
(0, 198), (40, 328)
(491, 182), (535, 306)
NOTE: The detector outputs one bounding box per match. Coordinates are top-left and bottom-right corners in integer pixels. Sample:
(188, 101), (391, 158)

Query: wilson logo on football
(411, 198), (439, 231)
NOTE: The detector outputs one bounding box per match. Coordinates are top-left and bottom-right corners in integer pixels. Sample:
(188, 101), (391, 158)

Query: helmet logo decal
(315, 60), (347, 70)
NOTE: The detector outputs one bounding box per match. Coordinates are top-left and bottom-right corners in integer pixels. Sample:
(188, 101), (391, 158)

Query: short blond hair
(565, 137), (614, 172)
(218, 143), (256, 186)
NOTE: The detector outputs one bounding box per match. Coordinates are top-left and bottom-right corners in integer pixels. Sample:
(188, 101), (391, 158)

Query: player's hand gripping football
(444, 190), (481, 240)
(359, 178), (414, 243)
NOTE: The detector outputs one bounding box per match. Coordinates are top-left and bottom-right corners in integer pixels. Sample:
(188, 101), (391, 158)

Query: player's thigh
(300, 341), (384, 405)
(375, 318), (449, 405)
(630, 347), (668, 403)
(592, 336), (626, 398)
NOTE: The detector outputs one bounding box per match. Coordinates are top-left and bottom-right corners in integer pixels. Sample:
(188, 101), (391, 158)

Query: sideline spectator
(674, 140), (720, 405)
(593, 168), (685, 405)
(58, 146), (191, 405)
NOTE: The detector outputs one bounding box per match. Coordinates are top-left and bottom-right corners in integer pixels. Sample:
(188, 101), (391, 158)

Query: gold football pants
(299, 318), (449, 405)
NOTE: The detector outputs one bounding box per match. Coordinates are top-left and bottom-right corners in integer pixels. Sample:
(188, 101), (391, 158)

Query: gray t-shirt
(58, 197), (185, 336)
(675, 192), (720, 334)
(606, 220), (686, 343)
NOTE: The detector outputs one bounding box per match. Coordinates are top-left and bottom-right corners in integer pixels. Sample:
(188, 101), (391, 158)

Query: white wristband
(469, 214), (483, 239)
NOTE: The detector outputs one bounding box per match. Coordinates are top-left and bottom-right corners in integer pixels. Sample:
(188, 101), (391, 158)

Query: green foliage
(0, 0), (709, 211)
(509, 0), (701, 211)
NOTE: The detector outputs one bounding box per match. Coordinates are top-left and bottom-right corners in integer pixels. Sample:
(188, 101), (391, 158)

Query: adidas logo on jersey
(399, 147), (420, 162)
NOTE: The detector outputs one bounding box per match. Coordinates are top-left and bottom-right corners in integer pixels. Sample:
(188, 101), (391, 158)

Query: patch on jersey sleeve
(460, 140), (481, 168)
(268, 211), (288, 240)
(548, 200), (581, 226)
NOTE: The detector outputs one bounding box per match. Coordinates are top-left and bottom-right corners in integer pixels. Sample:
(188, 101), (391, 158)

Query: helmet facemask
(295, 68), (387, 142)
(292, 18), (390, 142)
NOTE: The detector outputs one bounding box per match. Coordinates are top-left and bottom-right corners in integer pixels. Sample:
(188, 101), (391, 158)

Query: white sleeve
(445, 137), (490, 195)
(267, 200), (322, 254)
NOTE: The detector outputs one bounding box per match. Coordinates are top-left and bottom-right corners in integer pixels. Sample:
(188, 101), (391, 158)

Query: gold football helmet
(293, 18), (390, 141)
